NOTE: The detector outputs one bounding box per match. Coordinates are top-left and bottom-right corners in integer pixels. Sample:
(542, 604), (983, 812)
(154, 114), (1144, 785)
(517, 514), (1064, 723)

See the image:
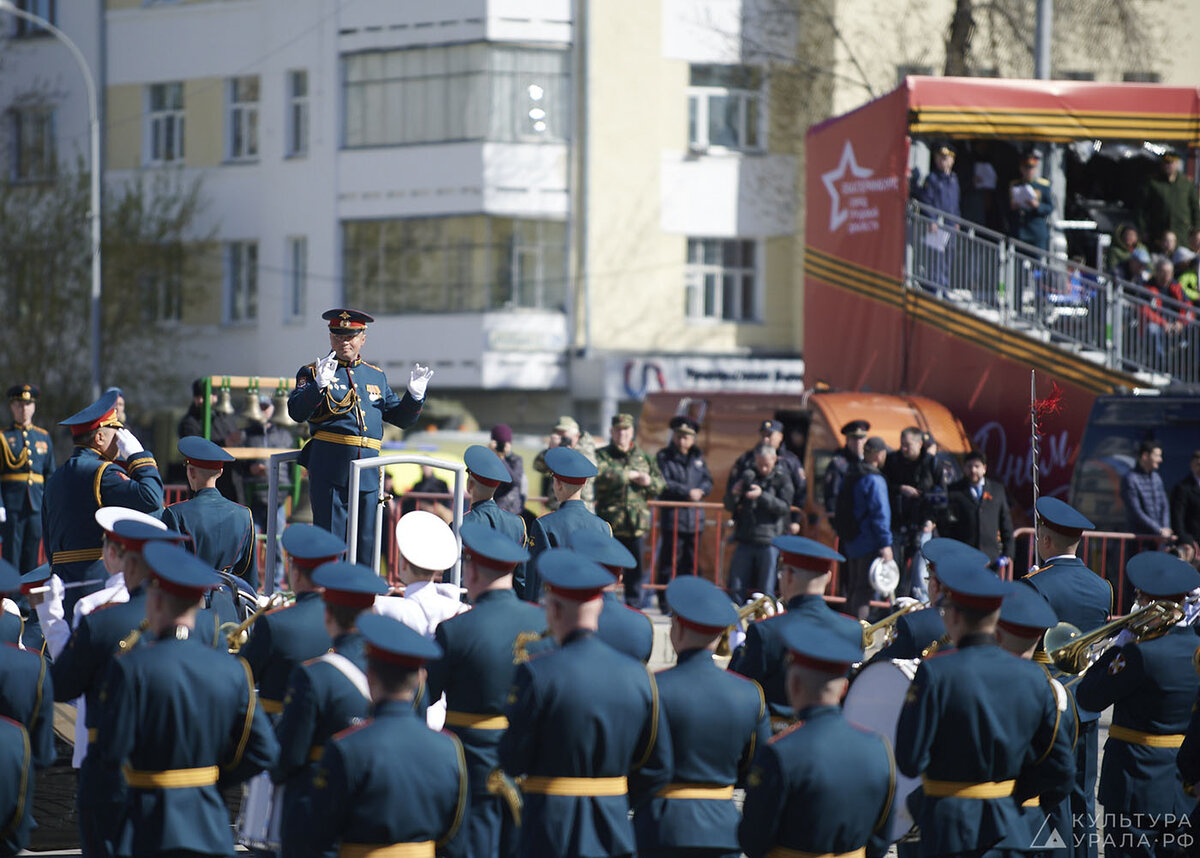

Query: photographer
(723, 444), (794, 604)
(532, 415), (597, 512)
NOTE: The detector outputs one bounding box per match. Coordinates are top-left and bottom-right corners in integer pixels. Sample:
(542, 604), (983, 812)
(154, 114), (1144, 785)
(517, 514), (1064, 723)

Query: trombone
(860, 601), (927, 651)
(715, 594), (783, 663)
(1044, 599), (1183, 676)
(222, 593), (286, 654)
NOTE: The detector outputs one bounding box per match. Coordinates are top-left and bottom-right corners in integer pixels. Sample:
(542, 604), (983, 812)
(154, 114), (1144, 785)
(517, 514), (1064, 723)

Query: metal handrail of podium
(349, 454), (466, 587)
(263, 450), (466, 593)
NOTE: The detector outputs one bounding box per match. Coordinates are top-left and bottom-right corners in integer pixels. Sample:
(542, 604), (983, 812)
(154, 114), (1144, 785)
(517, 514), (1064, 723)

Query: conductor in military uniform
(1075, 552), (1200, 858)
(0, 384), (55, 572)
(636, 575), (769, 858)
(739, 621), (894, 858)
(499, 549), (672, 858)
(96, 542), (279, 858)
(288, 308), (433, 565)
(425, 523), (544, 858)
(302, 613), (470, 858)
(43, 390), (164, 618)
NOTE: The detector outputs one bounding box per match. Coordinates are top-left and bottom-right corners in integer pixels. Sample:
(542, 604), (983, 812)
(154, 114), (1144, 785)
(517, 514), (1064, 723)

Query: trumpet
(1044, 599), (1183, 675)
(860, 601), (927, 651)
(221, 593), (285, 654)
(715, 594), (783, 661)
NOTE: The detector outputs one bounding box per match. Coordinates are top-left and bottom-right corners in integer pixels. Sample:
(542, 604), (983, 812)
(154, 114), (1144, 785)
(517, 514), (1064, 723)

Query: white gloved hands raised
(314, 351), (338, 389)
(408, 363), (434, 400)
(114, 428), (144, 460)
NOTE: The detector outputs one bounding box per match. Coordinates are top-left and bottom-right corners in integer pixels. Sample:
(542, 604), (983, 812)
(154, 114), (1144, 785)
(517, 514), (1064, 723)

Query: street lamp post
(0, 1), (102, 400)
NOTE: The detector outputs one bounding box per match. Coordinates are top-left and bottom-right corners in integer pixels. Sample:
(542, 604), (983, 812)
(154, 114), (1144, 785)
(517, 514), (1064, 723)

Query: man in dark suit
(943, 450), (1014, 566)
(1170, 449), (1200, 543)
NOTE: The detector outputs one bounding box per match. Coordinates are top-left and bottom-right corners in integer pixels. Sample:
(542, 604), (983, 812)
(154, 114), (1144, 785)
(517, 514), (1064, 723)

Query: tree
(0, 161), (208, 423)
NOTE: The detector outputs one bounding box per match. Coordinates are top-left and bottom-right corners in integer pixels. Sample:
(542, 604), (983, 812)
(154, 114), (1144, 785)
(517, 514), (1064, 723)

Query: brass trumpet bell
(1045, 599), (1183, 675)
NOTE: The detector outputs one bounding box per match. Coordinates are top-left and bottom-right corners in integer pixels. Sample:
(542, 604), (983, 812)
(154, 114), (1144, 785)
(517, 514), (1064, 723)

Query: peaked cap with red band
(313, 561), (389, 610)
(781, 620), (863, 674)
(544, 446), (597, 485)
(665, 574), (736, 636)
(461, 522), (528, 573)
(100, 508), (178, 553)
(359, 613), (442, 668)
(464, 444), (513, 488)
(936, 559), (1013, 612)
(142, 541), (223, 601)
(569, 530), (635, 576)
(281, 524), (347, 569)
(322, 307), (374, 335)
(773, 535), (844, 574)
(997, 585), (1057, 638)
(539, 548), (614, 602)
(178, 435), (236, 471)
(60, 389), (123, 437)
(1035, 497), (1093, 539)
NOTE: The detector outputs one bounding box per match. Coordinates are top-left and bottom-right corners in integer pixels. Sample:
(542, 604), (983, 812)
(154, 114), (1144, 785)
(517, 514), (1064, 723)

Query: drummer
(739, 619), (895, 857)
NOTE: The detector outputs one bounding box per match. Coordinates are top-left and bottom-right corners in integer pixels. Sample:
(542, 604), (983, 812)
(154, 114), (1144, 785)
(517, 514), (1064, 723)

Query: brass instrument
(921, 634), (950, 659)
(715, 594), (782, 661)
(222, 593), (285, 654)
(860, 601), (927, 651)
(486, 768), (523, 826)
(118, 619), (151, 653)
(1045, 599), (1183, 675)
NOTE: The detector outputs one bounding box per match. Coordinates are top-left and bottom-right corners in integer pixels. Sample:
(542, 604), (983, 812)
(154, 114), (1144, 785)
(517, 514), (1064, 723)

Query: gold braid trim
(0, 431), (29, 471)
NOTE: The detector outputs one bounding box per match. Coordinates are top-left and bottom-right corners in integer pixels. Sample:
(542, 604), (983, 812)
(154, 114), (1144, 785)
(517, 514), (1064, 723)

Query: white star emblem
(821, 140), (875, 232)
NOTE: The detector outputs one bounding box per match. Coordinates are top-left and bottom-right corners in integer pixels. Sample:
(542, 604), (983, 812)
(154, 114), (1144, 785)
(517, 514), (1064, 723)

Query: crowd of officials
(5, 307), (1200, 858)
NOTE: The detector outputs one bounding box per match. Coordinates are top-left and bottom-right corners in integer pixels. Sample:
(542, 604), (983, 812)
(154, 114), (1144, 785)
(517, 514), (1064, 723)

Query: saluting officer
(636, 575), (770, 858)
(303, 613), (470, 858)
(1020, 497), (1112, 858)
(242, 524), (346, 719)
(728, 535), (860, 729)
(521, 446), (611, 601)
(96, 542), (279, 858)
(425, 523), (544, 858)
(895, 560), (1074, 858)
(1, 384), (55, 572)
(273, 561), (388, 858)
(52, 517), (187, 858)
(1075, 552), (1200, 858)
(570, 530), (654, 663)
(499, 549), (672, 858)
(739, 620), (895, 858)
(287, 308), (432, 565)
(43, 389), (164, 618)
(161, 436), (258, 596)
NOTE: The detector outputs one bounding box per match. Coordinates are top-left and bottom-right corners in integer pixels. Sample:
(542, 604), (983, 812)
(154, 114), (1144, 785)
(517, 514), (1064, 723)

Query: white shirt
(69, 572), (130, 768)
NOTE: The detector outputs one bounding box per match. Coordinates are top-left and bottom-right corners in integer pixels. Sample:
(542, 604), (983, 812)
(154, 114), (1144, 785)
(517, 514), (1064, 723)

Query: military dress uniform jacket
(729, 594), (860, 722)
(895, 634), (1075, 856)
(869, 607), (946, 664)
(303, 699), (469, 858)
(598, 592), (654, 663)
(655, 444), (712, 533)
(0, 716), (34, 857)
(499, 629), (673, 858)
(288, 357), (422, 489)
(241, 591), (332, 718)
(160, 487), (259, 591)
(0, 614), (20, 647)
(42, 447), (163, 609)
(634, 649), (770, 856)
(521, 500), (612, 601)
(463, 498), (538, 589)
(0, 643), (54, 769)
(97, 635), (279, 858)
(0, 421), (55, 571)
(1075, 624), (1199, 819)
(595, 443), (665, 539)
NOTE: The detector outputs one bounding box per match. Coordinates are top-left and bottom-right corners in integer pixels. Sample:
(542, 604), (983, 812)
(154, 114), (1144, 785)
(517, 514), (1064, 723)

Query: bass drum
(235, 771), (283, 852)
(841, 659), (921, 843)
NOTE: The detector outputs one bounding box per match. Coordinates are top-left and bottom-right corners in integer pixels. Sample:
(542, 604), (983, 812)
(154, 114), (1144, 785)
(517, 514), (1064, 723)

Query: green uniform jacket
(1138, 174), (1200, 245)
(594, 443), (665, 539)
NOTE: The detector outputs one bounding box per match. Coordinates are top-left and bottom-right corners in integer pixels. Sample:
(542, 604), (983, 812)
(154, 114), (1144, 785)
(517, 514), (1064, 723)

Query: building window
(286, 236), (307, 321)
(342, 44), (569, 147)
(342, 215), (566, 314)
(225, 241), (258, 323)
(1060, 70), (1096, 81)
(10, 107), (56, 181)
(896, 64), (934, 85)
(146, 82), (184, 165)
(687, 65), (764, 152)
(1123, 71), (1161, 83)
(138, 264), (182, 324)
(12, 0), (54, 37)
(227, 76), (259, 161)
(287, 70), (308, 157)
(685, 238), (759, 322)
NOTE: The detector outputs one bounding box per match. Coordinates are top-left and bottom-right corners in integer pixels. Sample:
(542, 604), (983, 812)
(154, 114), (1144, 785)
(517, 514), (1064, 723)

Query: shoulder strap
(316, 651), (370, 701)
(631, 665), (660, 770)
(0, 722), (30, 842)
(872, 735), (897, 836)
(223, 657), (258, 773)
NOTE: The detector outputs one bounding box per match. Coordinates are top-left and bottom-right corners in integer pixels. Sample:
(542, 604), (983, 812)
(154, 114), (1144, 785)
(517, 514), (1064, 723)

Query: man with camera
(723, 444), (794, 604)
(533, 415), (597, 512)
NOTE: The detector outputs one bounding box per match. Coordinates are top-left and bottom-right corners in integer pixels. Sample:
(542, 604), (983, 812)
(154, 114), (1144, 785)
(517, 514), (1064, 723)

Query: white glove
(0, 506), (6, 524)
(314, 352), (338, 389)
(408, 363), (434, 400)
(894, 596), (922, 610)
(115, 428), (144, 459)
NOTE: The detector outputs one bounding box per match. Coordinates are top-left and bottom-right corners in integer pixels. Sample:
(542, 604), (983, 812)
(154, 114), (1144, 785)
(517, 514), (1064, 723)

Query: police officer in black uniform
(823, 419), (869, 522)
(655, 416), (713, 583)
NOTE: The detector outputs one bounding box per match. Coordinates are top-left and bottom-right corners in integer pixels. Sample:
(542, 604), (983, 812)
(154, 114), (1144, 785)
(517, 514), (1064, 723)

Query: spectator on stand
(915, 143), (961, 288)
(1137, 150), (1200, 250)
(1170, 450), (1200, 545)
(1007, 152), (1054, 252)
(488, 424), (527, 516)
(1117, 246), (1152, 286)
(1108, 223), (1148, 273)
(1153, 230), (1179, 267)
(724, 444), (793, 605)
(1121, 440), (1172, 542)
(655, 416), (713, 587)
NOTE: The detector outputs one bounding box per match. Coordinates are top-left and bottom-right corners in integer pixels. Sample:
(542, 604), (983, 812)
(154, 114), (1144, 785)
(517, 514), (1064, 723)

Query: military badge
(1108, 654), (1126, 675)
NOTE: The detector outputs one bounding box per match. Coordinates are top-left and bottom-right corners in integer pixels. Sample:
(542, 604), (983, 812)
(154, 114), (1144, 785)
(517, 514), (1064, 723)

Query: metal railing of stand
(264, 449), (301, 596)
(348, 455), (466, 587)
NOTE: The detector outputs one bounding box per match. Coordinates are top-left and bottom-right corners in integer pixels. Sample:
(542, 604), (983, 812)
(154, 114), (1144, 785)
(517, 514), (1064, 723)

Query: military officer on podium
(303, 613), (469, 858)
(425, 523), (544, 858)
(499, 549), (672, 858)
(739, 620), (894, 858)
(895, 559), (1074, 858)
(520, 446), (611, 601)
(288, 308), (432, 565)
(1, 384), (55, 572)
(43, 389), (163, 618)
(273, 561), (388, 858)
(242, 524), (346, 719)
(570, 529), (655, 663)
(1020, 497), (1112, 858)
(1076, 552), (1200, 858)
(636, 575), (769, 858)
(96, 541), (279, 858)
(161, 436), (258, 593)
(729, 535), (860, 728)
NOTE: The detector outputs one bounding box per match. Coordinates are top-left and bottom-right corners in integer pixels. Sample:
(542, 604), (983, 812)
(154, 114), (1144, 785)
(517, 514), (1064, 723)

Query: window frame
(10, 106), (57, 182)
(285, 235), (307, 323)
(145, 82), (185, 166)
(12, 0), (55, 38)
(686, 64), (766, 154)
(684, 237), (762, 324)
(226, 75), (260, 162)
(286, 69), (309, 158)
(224, 240), (259, 325)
